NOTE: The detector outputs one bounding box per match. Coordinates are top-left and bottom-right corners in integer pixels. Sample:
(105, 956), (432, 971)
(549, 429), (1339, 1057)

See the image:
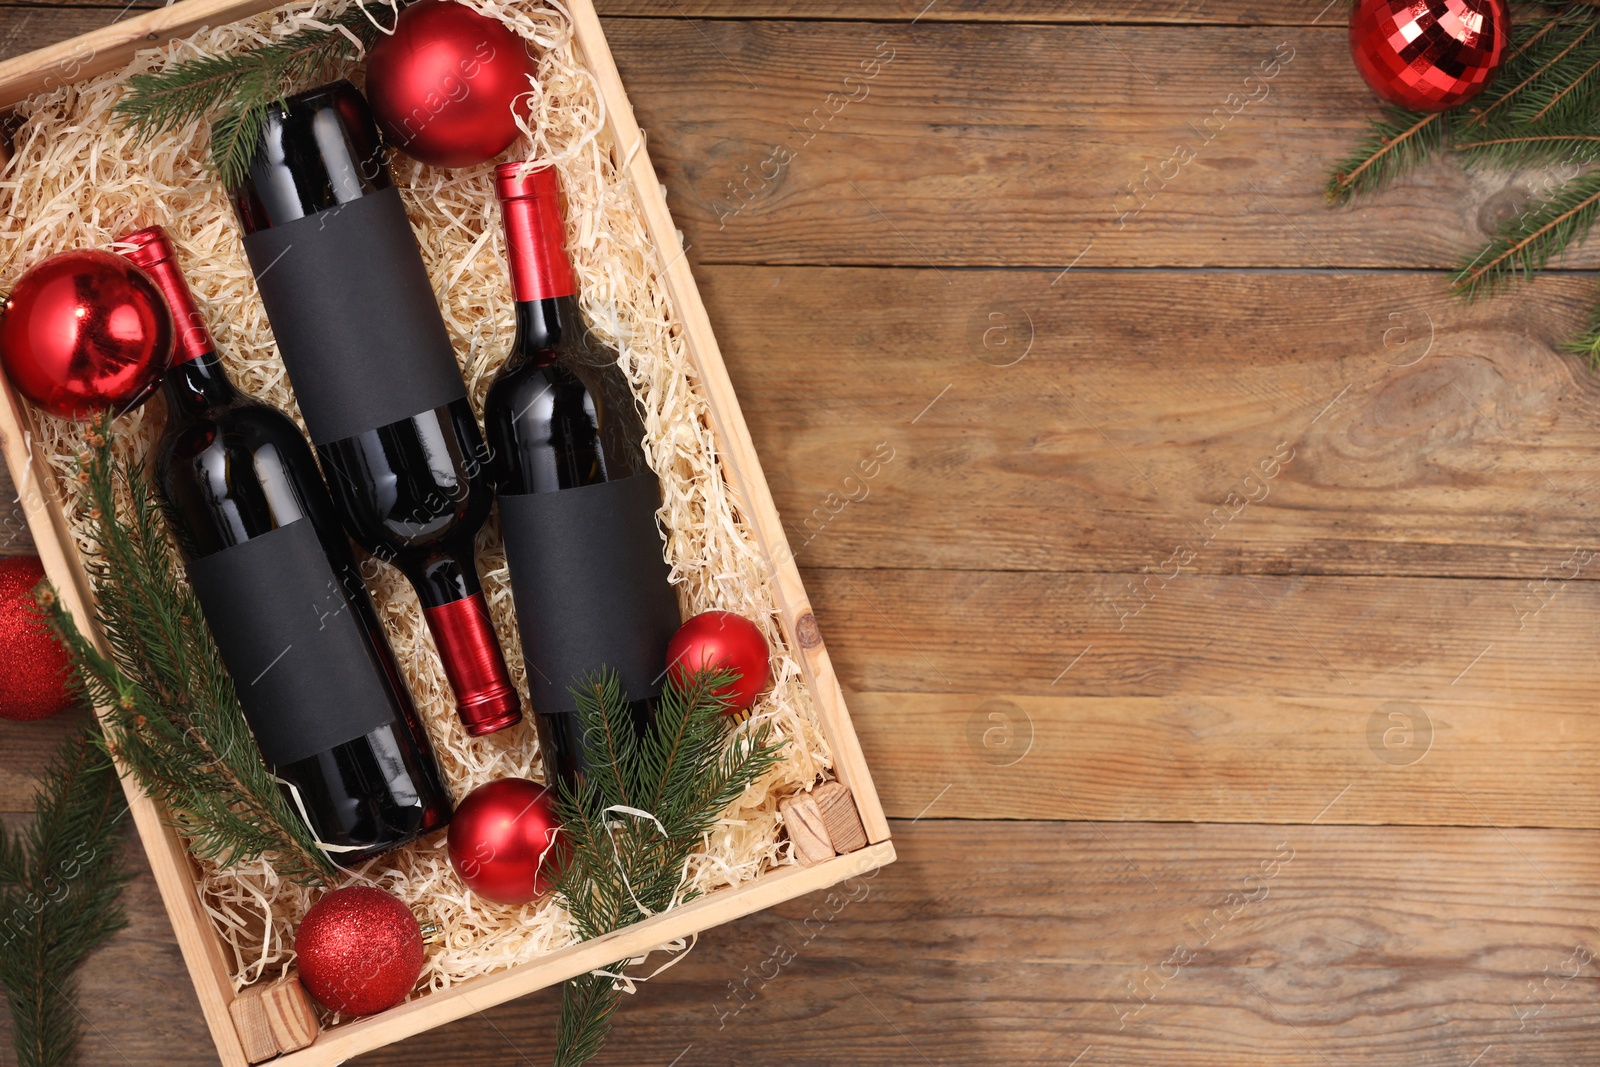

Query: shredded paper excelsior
(0, 0), (832, 1008)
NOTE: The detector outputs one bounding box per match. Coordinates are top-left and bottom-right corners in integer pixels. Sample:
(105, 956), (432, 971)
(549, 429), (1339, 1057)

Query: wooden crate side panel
(0, 389), (251, 1066)
(0, 0), (284, 108)
(276, 841), (897, 1067)
(564, 0), (891, 846)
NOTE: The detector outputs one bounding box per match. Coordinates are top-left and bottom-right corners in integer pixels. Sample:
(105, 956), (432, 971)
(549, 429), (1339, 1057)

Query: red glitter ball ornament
(0, 556), (73, 722)
(447, 778), (564, 906)
(365, 0), (537, 168)
(1350, 0), (1509, 112)
(666, 611), (772, 715)
(294, 887), (424, 1016)
(0, 249), (172, 419)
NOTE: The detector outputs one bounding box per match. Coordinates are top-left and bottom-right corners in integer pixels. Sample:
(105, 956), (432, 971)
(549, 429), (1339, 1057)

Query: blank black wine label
(186, 519), (399, 768)
(499, 474), (682, 714)
(241, 186), (468, 445)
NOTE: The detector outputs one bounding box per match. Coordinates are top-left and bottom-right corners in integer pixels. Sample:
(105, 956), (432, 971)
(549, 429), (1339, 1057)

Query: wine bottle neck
(402, 548), (483, 608)
(500, 189), (576, 304)
(160, 350), (238, 416)
(513, 294), (584, 358)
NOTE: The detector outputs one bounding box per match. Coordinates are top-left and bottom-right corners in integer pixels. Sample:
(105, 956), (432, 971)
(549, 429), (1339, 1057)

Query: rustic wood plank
(597, 0), (1335, 23)
(14, 820), (1597, 1066)
(0, 707), (83, 812)
(803, 567), (1600, 827)
(705, 265), (1600, 578)
(0, 13), (1534, 270)
(344, 820), (1600, 1067)
(0, 814), (218, 1065)
(806, 569), (1600, 708)
(609, 19), (1569, 270)
(0, 5), (128, 60)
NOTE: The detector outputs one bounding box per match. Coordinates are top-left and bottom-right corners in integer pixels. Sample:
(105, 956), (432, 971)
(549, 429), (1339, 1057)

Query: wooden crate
(0, 3), (895, 1064)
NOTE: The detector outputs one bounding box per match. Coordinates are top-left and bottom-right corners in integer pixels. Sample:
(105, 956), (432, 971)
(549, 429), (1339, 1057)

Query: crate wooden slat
(0, 2), (894, 1063)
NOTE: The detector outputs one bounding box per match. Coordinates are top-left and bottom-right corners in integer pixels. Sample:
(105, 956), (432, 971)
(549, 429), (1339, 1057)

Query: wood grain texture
(342, 820), (1600, 1066)
(597, 0), (1341, 23)
(608, 18), (1578, 270)
(19, 819), (1596, 1066)
(705, 266), (1600, 577)
(803, 567), (1600, 826)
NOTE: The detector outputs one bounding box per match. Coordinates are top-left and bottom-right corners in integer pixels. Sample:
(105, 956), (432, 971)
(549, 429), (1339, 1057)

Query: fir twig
(551, 666), (787, 1067)
(1451, 167), (1600, 296)
(0, 722), (130, 1067)
(40, 420), (336, 886)
(111, 1), (400, 188)
(1325, 109), (1452, 203)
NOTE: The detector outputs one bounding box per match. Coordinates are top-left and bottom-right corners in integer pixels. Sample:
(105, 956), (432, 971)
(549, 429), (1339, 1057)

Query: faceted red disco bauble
(447, 778), (564, 906)
(366, 0), (538, 168)
(295, 886), (425, 1016)
(1350, 0), (1509, 112)
(0, 249), (172, 419)
(666, 610), (773, 714)
(0, 555), (74, 722)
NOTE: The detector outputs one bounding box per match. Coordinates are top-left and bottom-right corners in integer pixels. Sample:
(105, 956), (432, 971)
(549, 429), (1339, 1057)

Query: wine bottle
(222, 81), (520, 737)
(483, 163), (682, 788)
(122, 225), (453, 864)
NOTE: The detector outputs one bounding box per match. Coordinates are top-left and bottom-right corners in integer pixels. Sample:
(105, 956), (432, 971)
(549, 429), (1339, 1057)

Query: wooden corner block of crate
(229, 973), (319, 1063)
(812, 782), (868, 854)
(779, 792), (835, 867)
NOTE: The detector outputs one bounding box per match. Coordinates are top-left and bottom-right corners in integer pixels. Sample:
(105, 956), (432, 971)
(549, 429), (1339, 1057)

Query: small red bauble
(0, 556), (73, 722)
(366, 0), (537, 168)
(666, 610), (772, 714)
(295, 886), (424, 1016)
(1350, 0), (1508, 112)
(0, 249), (172, 419)
(447, 778), (564, 905)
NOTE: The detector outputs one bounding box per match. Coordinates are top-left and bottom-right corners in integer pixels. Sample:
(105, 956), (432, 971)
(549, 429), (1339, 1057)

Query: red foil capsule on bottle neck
(423, 593), (522, 736)
(115, 226), (215, 365)
(494, 162), (576, 303)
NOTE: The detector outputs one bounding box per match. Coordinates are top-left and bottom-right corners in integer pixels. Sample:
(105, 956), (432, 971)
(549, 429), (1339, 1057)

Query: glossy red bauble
(294, 886), (424, 1016)
(666, 610), (772, 714)
(0, 556), (73, 722)
(447, 778), (564, 905)
(0, 249), (172, 419)
(366, 0), (537, 168)
(1350, 0), (1508, 111)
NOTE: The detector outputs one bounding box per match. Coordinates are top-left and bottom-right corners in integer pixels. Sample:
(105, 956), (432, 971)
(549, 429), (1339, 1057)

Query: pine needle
(1325, 108), (1453, 204)
(550, 666), (787, 1067)
(112, 1), (397, 187)
(1451, 167), (1600, 297)
(0, 722), (130, 1067)
(39, 420), (337, 887)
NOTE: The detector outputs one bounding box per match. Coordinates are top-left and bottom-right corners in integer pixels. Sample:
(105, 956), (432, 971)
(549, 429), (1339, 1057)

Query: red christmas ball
(0, 249), (172, 419)
(0, 556), (73, 722)
(365, 0), (537, 168)
(295, 886), (424, 1016)
(1350, 0), (1508, 112)
(447, 778), (564, 905)
(666, 611), (772, 714)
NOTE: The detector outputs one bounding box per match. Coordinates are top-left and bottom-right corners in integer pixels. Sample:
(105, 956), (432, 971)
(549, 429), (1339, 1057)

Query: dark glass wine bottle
(221, 81), (520, 737)
(483, 163), (682, 789)
(122, 225), (452, 864)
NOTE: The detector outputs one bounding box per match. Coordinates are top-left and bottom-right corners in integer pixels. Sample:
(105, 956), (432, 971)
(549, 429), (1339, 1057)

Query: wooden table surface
(2, 1), (1599, 1064)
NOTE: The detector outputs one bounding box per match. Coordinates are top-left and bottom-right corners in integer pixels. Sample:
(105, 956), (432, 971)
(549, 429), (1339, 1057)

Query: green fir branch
(112, 1), (401, 188)
(1326, 108), (1454, 204)
(1451, 166), (1600, 297)
(551, 666), (787, 1067)
(40, 420), (337, 887)
(1327, 17), (1579, 202)
(0, 722), (130, 1067)
(1562, 292), (1600, 365)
